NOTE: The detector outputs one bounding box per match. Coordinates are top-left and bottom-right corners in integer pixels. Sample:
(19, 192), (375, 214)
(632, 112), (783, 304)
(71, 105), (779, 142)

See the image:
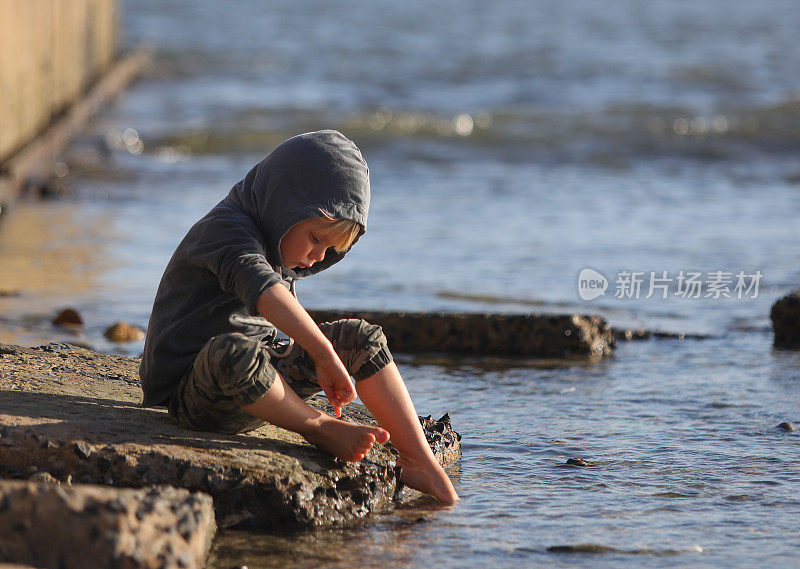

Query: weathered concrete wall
(0, 0), (117, 161)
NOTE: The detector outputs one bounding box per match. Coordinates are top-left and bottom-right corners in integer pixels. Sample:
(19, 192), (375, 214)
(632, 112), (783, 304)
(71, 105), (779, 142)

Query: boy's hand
(255, 285), (356, 416)
(315, 353), (357, 417)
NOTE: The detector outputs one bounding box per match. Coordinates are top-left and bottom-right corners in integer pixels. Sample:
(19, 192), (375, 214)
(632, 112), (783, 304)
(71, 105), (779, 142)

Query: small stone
(74, 441), (93, 460)
(777, 421), (795, 431)
(53, 308), (84, 328)
(30, 471), (59, 484)
(565, 458), (595, 467)
(104, 322), (146, 342)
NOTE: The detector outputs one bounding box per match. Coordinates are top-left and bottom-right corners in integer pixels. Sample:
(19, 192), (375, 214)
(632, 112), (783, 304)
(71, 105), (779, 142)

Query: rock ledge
(0, 343), (461, 530)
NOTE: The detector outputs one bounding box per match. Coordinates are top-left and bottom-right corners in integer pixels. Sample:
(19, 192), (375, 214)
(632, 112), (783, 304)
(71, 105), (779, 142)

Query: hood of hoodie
(226, 130), (370, 279)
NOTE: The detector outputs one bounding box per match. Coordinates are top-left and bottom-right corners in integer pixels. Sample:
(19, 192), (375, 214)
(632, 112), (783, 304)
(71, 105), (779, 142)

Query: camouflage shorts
(167, 319), (393, 435)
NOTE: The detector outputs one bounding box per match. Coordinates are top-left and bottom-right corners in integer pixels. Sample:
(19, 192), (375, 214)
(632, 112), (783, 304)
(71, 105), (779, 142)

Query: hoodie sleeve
(185, 212), (283, 315)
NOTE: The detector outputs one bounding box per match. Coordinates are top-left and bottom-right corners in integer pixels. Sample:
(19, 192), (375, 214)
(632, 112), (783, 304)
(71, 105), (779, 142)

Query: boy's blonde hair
(315, 213), (362, 253)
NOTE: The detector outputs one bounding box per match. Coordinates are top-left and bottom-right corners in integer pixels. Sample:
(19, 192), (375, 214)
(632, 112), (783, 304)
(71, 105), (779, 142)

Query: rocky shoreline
(2, 293), (797, 567)
(0, 342), (461, 568)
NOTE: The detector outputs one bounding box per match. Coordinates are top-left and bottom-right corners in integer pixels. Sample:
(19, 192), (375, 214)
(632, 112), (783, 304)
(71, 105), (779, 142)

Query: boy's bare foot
(302, 415), (390, 462)
(397, 454), (460, 504)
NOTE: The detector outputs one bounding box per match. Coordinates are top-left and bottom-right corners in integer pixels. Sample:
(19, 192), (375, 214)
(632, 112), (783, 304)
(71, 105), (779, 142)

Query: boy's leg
(240, 373), (388, 462)
(169, 332), (388, 461)
(301, 319), (459, 503)
(168, 332), (273, 434)
(356, 362), (460, 503)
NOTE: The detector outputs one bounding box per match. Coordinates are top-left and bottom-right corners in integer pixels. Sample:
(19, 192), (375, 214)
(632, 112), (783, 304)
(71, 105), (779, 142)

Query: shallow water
(207, 334), (800, 569)
(1, 0), (800, 566)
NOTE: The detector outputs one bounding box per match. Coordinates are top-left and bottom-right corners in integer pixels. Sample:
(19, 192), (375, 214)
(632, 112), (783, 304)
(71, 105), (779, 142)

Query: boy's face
(280, 218), (339, 269)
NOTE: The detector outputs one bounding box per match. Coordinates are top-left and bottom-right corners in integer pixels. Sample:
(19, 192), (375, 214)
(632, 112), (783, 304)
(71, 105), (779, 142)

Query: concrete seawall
(0, 0), (117, 162)
(0, 1), (147, 209)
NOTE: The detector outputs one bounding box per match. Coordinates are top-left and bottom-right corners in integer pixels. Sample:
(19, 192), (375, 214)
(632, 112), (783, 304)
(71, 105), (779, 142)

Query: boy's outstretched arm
(256, 283), (355, 416)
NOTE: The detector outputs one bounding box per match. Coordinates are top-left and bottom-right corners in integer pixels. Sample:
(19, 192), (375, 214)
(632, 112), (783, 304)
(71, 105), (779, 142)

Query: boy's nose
(310, 247), (326, 263)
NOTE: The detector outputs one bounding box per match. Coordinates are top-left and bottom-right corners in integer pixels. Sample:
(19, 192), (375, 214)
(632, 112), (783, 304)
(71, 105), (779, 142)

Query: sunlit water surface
(1, 1), (799, 567)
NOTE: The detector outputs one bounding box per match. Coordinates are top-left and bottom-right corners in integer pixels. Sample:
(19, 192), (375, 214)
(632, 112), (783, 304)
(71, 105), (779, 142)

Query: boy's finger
(336, 389), (354, 404)
(320, 385), (338, 406)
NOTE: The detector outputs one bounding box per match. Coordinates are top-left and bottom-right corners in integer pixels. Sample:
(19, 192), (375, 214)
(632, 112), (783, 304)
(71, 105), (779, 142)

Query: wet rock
(565, 458), (596, 467)
(0, 481), (215, 569)
(777, 421), (795, 431)
(52, 308), (83, 328)
(417, 414), (462, 466)
(771, 291), (800, 349)
(104, 321), (146, 342)
(0, 342), (461, 529)
(308, 309), (614, 358)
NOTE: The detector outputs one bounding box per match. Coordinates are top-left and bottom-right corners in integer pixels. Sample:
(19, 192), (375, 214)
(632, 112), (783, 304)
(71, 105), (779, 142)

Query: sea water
(1, 1), (799, 566)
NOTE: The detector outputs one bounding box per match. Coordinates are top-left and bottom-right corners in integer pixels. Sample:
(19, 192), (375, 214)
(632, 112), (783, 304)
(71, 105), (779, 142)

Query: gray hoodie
(139, 130), (370, 406)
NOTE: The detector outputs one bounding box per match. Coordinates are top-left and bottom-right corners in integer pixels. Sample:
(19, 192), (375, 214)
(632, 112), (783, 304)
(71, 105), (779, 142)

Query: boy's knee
(196, 332), (275, 402)
(327, 319), (392, 380)
(337, 318), (388, 351)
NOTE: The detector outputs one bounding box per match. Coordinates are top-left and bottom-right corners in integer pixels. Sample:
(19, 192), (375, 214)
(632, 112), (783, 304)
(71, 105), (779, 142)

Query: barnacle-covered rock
(309, 309), (614, 358)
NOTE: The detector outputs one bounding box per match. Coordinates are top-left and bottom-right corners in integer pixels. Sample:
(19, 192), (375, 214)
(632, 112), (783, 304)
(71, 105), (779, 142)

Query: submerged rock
(564, 458), (596, 467)
(612, 328), (713, 341)
(613, 328), (652, 341)
(771, 291), (800, 349)
(0, 481), (215, 569)
(309, 309), (614, 359)
(52, 308), (83, 328)
(0, 342), (461, 529)
(104, 322), (146, 342)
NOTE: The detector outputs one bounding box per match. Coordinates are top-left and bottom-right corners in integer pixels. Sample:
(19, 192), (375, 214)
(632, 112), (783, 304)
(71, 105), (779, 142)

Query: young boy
(140, 130), (458, 503)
